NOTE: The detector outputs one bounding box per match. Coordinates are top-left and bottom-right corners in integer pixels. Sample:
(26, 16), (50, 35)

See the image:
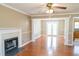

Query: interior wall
(0, 5), (31, 46)
(32, 18), (41, 40)
(58, 20), (65, 35)
(41, 20), (46, 35)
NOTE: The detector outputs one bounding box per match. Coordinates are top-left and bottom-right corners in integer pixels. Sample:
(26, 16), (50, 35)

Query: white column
(64, 18), (70, 45)
(64, 16), (73, 46)
(68, 16), (74, 46)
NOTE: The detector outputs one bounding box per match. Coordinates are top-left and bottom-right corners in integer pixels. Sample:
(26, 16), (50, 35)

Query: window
(75, 22), (79, 29)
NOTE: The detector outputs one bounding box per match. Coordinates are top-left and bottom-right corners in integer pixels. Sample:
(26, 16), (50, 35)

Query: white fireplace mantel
(0, 29), (22, 56)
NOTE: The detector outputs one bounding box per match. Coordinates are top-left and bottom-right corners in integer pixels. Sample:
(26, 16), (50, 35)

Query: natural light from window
(75, 22), (79, 29)
(46, 21), (58, 35)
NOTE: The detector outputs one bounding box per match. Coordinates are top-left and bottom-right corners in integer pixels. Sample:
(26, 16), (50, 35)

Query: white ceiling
(4, 3), (79, 16)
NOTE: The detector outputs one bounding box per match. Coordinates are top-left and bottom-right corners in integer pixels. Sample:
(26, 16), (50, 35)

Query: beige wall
(0, 5), (31, 46)
(58, 20), (65, 35)
(32, 18), (41, 40)
(74, 18), (79, 22)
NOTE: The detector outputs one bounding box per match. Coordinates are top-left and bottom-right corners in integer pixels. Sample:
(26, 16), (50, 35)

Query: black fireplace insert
(4, 37), (19, 56)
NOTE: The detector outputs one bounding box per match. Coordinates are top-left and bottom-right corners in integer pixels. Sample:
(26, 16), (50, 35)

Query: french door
(46, 21), (59, 36)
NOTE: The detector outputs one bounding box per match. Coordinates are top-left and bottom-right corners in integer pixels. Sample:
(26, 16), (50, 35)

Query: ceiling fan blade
(53, 6), (67, 9)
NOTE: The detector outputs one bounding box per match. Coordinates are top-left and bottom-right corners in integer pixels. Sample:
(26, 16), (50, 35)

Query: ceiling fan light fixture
(46, 9), (54, 13)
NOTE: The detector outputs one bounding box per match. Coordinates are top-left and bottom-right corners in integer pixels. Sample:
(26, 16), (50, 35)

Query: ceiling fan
(46, 3), (66, 10)
(45, 3), (67, 13)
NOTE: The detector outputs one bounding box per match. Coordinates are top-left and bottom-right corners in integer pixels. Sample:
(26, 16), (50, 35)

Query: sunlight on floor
(47, 36), (57, 48)
(74, 46), (79, 55)
(73, 39), (79, 55)
(46, 36), (58, 55)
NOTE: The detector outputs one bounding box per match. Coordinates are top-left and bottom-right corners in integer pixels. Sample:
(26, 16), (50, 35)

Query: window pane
(75, 22), (79, 29)
(46, 22), (52, 35)
(52, 22), (58, 35)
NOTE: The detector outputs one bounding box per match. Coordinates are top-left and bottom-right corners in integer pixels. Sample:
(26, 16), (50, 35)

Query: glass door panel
(52, 21), (58, 35)
(46, 21), (58, 36)
(46, 22), (52, 35)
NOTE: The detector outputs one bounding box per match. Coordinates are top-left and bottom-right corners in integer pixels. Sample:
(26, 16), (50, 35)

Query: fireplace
(4, 37), (19, 56)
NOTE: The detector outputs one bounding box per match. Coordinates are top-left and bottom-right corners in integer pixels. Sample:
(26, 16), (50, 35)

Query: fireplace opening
(4, 37), (19, 56)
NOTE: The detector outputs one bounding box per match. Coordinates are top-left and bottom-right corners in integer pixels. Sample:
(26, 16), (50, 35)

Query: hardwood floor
(16, 36), (79, 56)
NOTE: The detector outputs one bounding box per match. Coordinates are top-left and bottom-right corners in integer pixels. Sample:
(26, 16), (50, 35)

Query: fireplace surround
(0, 29), (22, 56)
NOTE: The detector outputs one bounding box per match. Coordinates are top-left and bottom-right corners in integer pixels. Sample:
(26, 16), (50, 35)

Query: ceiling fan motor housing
(47, 3), (53, 9)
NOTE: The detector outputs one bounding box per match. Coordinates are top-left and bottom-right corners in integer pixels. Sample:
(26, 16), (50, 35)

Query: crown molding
(0, 3), (31, 17)
(31, 13), (79, 17)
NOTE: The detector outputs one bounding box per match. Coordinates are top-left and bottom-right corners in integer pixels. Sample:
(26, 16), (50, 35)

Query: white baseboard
(32, 35), (41, 41)
(64, 43), (73, 46)
(21, 40), (32, 47)
(21, 35), (41, 47)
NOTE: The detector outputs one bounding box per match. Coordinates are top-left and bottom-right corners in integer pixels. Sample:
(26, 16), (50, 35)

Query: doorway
(73, 18), (79, 45)
(73, 17), (79, 55)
